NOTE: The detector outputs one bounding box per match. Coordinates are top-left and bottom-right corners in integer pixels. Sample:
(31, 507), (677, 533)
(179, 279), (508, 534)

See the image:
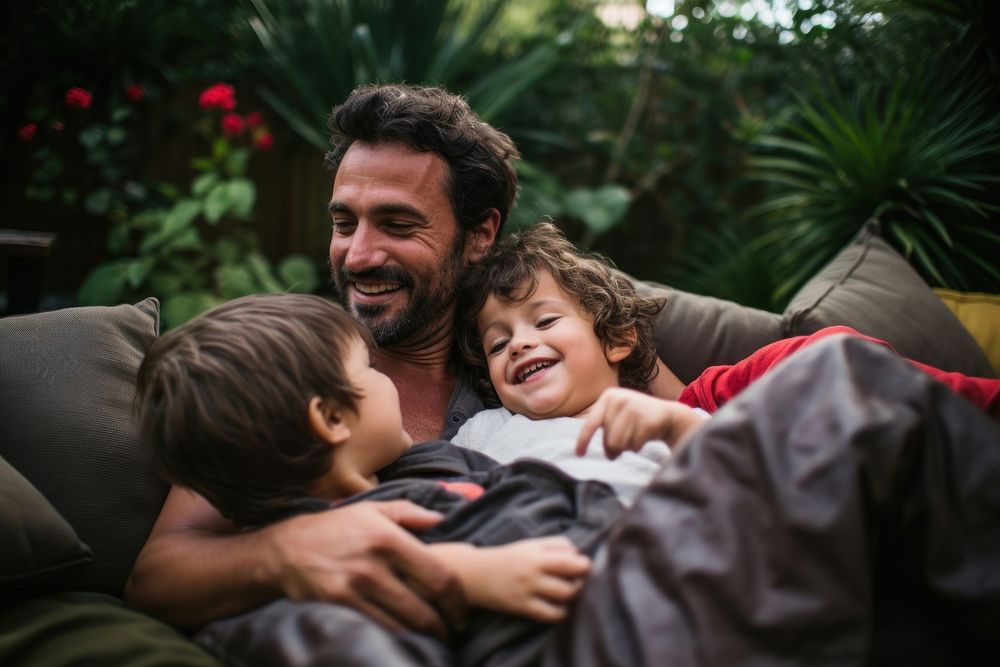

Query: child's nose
(509, 335), (536, 358)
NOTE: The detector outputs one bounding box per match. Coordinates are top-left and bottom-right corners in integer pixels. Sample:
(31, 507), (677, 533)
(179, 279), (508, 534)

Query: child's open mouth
(515, 361), (555, 384)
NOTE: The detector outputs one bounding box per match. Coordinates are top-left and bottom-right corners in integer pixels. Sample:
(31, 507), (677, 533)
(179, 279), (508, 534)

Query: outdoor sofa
(2, 222), (997, 666)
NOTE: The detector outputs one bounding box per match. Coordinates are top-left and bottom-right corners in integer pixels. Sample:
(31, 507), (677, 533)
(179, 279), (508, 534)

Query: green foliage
(77, 87), (318, 328)
(750, 70), (1000, 299)
(244, 0), (564, 151)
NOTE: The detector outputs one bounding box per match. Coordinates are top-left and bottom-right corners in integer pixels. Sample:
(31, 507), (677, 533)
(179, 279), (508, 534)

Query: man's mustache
(334, 266), (415, 289)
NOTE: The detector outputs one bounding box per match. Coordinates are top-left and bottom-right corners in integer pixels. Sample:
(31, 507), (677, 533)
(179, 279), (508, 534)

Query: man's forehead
(335, 141), (448, 187)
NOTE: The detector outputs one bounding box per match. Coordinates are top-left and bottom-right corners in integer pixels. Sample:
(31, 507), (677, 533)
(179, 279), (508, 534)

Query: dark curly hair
(456, 222), (664, 401)
(136, 294), (373, 527)
(325, 83), (520, 234)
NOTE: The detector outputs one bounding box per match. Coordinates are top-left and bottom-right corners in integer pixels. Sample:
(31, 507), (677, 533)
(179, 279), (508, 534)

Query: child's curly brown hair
(456, 221), (663, 402)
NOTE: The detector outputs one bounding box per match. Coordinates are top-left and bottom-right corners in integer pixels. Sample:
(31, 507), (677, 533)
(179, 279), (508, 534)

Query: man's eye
(332, 220), (356, 234)
(385, 221), (415, 235)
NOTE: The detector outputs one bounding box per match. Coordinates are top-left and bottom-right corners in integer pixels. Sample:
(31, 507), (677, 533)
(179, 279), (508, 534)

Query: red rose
(253, 131), (274, 151)
(199, 83), (236, 111)
(245, 111), (264, 128)
(51, 121), (65, 132)
(18, 123), (37, 142)
(125, 84), (145, 102)
(65, 87), (93, 110)
(220, 112), (246, 136)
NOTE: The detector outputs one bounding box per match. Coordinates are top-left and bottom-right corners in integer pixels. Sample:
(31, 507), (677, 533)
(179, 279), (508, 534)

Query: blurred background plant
(4, 0), (1000, 323)
(76, 83), (317, 328)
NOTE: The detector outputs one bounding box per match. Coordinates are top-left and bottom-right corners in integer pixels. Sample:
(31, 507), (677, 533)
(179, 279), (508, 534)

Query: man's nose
(343, 222), (388, 272)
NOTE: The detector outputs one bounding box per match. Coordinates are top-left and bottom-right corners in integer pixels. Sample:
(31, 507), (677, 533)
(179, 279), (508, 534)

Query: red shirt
(678, 326), (1000, 419)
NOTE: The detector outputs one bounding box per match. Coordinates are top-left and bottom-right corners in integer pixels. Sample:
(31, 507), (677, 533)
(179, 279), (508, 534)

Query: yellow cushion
(933, 289), (1000, 376)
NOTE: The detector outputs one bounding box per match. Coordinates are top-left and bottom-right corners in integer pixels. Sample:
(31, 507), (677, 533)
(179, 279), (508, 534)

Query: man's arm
(428, 537), (590, 623)
(125, 485), (462, 636)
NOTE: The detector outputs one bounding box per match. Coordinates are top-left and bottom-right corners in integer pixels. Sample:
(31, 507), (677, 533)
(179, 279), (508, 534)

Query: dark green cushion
(783, 222), (995, 378)
(0, 455), (92, 592)
(0, 592), (220, 666)
(0, 299), (168, 597)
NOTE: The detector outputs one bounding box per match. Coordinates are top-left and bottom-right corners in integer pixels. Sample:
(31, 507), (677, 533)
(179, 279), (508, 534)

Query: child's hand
(471, 537), (590, 623)
(576, 387), (707, 460)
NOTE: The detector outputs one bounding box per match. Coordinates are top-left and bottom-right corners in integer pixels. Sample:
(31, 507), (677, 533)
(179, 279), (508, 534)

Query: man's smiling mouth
(515, 361), (555, 384)
(353, 282), (402, 295)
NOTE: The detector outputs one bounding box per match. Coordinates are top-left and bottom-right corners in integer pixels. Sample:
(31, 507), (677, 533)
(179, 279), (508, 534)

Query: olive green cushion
(635, 281), (785, 384)
(0, 299), (168, 597)
(640, 222), (994, 382)
(784, 222), (995, 378)
(0, 455), (92, 593)
(0, 592), (220, 666)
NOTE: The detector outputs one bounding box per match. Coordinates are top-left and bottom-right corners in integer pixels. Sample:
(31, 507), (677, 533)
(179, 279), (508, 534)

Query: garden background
(3, 0), (999, 328)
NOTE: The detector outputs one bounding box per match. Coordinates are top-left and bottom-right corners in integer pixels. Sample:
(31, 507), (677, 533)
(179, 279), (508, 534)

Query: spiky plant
(245, 0), (563, 150)
(749, 70), (1000, 300)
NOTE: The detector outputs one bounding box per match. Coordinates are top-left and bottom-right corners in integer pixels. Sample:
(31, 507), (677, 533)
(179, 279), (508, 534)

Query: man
(125, 84), (520, 636)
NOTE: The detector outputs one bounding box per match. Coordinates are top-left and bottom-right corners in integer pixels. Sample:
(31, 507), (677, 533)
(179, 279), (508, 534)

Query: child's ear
(308, 396), (351, 446)
(605, 328), (638, 364)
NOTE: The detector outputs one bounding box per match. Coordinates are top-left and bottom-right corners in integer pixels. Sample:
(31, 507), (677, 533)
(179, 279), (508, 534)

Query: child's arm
(576, 387), (708, 460)
(428, 536), (590, 623)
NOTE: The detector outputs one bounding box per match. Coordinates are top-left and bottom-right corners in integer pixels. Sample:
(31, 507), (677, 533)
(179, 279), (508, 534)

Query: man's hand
(265, 500), (463, 638)
(576, 387), (708, 460)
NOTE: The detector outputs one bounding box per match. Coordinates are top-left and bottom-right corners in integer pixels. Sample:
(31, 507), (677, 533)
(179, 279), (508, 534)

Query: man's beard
(331, 239), (466, 347)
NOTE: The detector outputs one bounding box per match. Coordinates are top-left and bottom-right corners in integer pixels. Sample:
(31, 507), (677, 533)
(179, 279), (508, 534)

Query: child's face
(477, 270), (627, 420)
(338, 336), (413, 475)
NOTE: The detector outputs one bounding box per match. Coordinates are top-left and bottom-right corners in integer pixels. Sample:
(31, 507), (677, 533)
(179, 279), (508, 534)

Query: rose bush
(78, 83), (316, 328)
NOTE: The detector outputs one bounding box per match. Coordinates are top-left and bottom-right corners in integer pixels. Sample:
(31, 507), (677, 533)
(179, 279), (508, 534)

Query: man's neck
(374, 322), (459, 442)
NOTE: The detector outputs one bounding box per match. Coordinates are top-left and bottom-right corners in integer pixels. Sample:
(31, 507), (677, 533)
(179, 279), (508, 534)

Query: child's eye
(537, 316), (560, 328)
(487, 339), (508, 355)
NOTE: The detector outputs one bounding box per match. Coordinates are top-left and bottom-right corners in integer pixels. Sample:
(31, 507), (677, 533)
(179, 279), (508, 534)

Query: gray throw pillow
(633, 280), (785, 384)
(783, 222), (995, 378)
(0, 299), (168, 597)
(0, 455), (92, 593)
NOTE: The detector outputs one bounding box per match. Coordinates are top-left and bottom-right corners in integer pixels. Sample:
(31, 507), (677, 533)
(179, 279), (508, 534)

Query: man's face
(328, 142), (468, 347)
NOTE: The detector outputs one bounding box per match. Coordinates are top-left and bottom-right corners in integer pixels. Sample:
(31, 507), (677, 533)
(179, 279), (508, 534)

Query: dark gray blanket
(198, 335), (1000, 666)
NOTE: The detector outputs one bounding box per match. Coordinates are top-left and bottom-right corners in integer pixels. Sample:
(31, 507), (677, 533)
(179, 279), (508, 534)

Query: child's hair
(136, 293), (373, 527)
(456, 221), (663, 400)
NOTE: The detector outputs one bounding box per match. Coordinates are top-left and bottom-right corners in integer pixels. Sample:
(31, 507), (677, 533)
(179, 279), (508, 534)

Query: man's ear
(463, 208), (501, 263)
(605, 328), (638, 364)
(308, 396), (351, 446)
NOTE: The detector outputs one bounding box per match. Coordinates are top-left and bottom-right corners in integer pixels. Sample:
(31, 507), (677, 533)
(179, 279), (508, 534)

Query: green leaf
(79, 125), (106, 150)
(227, 178), (257, 219)
(563, 185), (632, 236)
(225, 148), (250, 177)
(77, 261), (129, 305)
(204, 184), (232, 224)
(126, 257), (155, 289)
(164, 199), (202, 234)
(247, 253), (283, 292)
(193, 173), (219, 197)
(190, 158), (215, 171)
(278, 255), (318, 293)
(106, 126), (128, 146)
(84, 189), (114, 216)
(161, 292), (219, 329)
(215, 264), (258, 299)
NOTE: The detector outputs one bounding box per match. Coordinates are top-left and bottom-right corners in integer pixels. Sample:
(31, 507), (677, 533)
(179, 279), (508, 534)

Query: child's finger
(575, 398), (607, 456)
(534, 573), (585, 602)
(523, 597), (570, 624)
(543, 552), (591, 578)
